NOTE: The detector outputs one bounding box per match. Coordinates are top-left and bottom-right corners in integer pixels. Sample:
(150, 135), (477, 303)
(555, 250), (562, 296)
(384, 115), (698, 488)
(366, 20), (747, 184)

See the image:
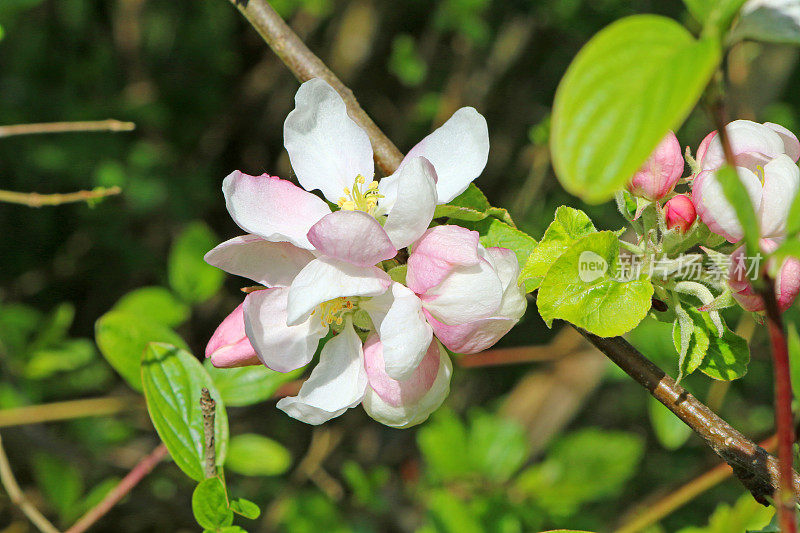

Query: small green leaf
(672, 307), (711, 380)
(114, 286), (190, 328)
(519, 206), (597, 291)
(537, 232), (654, 337)
(550, 15), (721, 203)
(387, 264), (407, 285)
(204, 361), (302, 408)
(648, 396), (692, 450)
(697, 319), (750, 381)
(435, 184), (515, 226)
(225, 434), (292, 477)
(468, 411), (528, 483)
(141, 343), (229, 481)
(32, 453), (83, 523)
(416, 409), (471, 482)
(230, 498), (261, 520)
(192, 477), (234, 529)
(96, 311), (188, 392)
(716, 165), (760, 258)
(169, 221), (225, 304)
(25, 339), (96, 379)
(389, 34), (427, 87)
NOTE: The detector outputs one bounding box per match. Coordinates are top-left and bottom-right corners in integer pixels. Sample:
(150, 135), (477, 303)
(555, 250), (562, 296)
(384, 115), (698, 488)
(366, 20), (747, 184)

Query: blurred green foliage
(2, 0), (800, 531)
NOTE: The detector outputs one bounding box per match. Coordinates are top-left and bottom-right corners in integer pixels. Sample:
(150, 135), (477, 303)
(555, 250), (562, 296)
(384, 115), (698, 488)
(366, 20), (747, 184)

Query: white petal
(701, 120), (786, 172)
(421, 253), (503, 325)
(381, 157), (438, 249)
(692, 166), (763, 242)
(759, 154), (800, 237)
(283, 78), (374, 203)
(362, 339), (452, 428)
(205, 235), (315, 287)
(403, 107), (489, 203)
(286, 257), (391, 326)
(222, 171), (331, 249)
(243, 288), (327, 372)
(765, 122), (800, 162)
(276, 319), (367, 425)
(483, 247), (527, 320)
(361, 283), (433, 380)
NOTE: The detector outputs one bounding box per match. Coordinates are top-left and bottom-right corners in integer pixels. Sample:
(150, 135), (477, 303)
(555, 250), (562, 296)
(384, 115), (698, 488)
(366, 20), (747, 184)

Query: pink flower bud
(627, 131), (684, 201)
(728, 242), (800, 313)
(664, 194), (696, 233)
(205, 303), (261, 368)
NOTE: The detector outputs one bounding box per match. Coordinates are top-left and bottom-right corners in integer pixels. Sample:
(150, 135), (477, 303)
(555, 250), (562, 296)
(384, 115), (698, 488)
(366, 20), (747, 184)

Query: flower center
(337, 175), (383, 215)
(317, 297), (357, 327)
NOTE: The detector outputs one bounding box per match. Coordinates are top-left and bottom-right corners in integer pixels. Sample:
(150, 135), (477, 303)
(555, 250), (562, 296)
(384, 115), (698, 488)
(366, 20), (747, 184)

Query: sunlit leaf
(225, 434), (292, 477)
(168, 221), (225, 304)
(550, 15), (720, 203)
(114, 286), (190, 328)
(192, 477), (233, 530)
(204, 361), (302, 407)
(142, 343), (228, 481)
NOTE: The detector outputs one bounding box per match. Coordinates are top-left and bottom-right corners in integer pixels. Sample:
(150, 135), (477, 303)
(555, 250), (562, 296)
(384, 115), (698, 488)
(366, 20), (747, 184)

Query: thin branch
(227, 0), (403, 176)
(617, 434), (778, 533)
(0, 120), (135, 138)
(229, 0), (800, 504)
(200, 387), (217, 479)
(64, 444), (168, 533)
(0, 396), (143, 428)
(0, 432), (61, 533)
(0, 186), (121, 208)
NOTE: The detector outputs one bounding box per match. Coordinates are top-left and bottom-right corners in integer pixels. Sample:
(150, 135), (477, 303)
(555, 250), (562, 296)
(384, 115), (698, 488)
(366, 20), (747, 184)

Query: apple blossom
(728, 240), (800, 312)
(692, 120), (800, 242)
(203, 77), (494, 426)
(406, 225), (526, 354)
(627, 131), (684, 201)
(664, 194), (696, 233)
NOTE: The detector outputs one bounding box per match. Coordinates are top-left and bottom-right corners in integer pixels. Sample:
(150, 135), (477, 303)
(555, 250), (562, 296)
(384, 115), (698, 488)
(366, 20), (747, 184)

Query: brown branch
(0, 432), (61, 533)
(229, 0), (800, 505)
(64, 444), (168, 533)
(0, 396), (142, 428)
(0, 120), (135, 138)
(226, 0), (403, 176)
(199, 387), (217, 479)
(0, 186), (122, 207)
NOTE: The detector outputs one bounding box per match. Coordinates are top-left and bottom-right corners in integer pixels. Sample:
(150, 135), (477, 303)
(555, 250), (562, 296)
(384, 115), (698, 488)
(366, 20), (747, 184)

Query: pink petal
(205, 303), (261, 368)
(701, 120), (786, 172)
(627, 131), (684, 200)
(406, 225), (480, 294)
(222, 172), (331, 250)
(362, 334), (440, 408)
(692, 167), (762, 243)
(758, 154), (800, 238)
(307, 210), (397, 267)
(205, 235), (315, 287)
(424, 309), (516, 354)
(664, 194), (697, 233)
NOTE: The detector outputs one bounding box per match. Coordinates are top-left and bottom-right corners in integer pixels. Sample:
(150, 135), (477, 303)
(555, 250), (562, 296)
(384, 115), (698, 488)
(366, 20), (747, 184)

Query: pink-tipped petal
(307, 210), (397, 267)
(758, 154), (800, 238)
(283, 78), (374, 203)
(205, 235), (315, 287)
(701, 120), (786, 172)
(406, 225), (480, 294)
(696, 130), (716, 168)
(222, 172), (330, 249)
(627, 131), (684, 201)
(729, 242), (800, 313)
(205, 303), (261, 368)
(692, 167), (762, 242)
(664, 194), (697, 233)
(361, 335), (452, 428)
(424, 310), (517, 354)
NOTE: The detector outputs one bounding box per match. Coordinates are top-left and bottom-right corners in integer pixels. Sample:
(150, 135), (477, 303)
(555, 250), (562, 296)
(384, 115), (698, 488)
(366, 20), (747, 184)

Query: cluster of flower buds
(627, 120), (800, 313)
(204, 79), (525, 427)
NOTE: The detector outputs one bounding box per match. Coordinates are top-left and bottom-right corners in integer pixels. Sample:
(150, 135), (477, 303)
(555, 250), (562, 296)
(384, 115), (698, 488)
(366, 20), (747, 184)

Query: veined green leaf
(142, 343), (229, 481)
(551, 15), (721, 203)
(204, 361), (302, 407)
(536, 232), (653, 337)
(459, 217), (537, 269)
(192, 477), (233, 529)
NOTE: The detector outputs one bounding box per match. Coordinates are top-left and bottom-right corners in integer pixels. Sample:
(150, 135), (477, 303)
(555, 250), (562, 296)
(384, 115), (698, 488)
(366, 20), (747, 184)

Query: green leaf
(168, 221), (225, 304)
(672, 307), (712, 380)
(230, 498), (261, 520)
(435, 184), (515, 226)
(204, 361), (302, 407)
(32, 453), (83, 523)
(519, 206), (596, 291)
(426, 489), (483, 533)
(30, 303), (74, 350)
(550, 15), (721, 203)
(387, 264), (407, 285)
(696, 321), (749, 381)
(684, 0), (748, 38)
(648, 396), (692, 450)
(730, 1), (800, 46)
(416, 409), (471, 482)
(716, 165), (760, 258)
(192, 477), (234, 529)
(389, 34), (427, 87)
(468, 411), (529, 483)
(787, 324), (800, 395)
(460, 217), (537, 268)
(515, 429), (644, 516)
(114, 286), (190, 328)
(225, 434), (292, 477)
(677, 492), (777, 533)
(141, 343), (229, 481)
(95, 311), (188, 392)
(537, 232), (654, 337)
(25, 338), (96, 379)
